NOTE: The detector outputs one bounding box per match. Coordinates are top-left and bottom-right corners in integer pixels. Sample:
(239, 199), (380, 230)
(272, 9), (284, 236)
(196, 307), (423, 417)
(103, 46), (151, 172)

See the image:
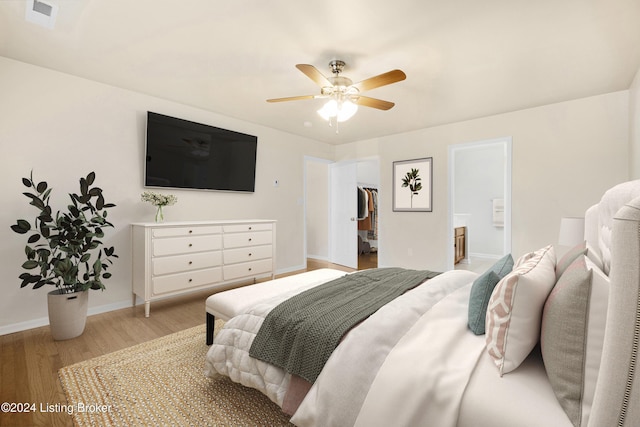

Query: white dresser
(132, 220), (276, 317)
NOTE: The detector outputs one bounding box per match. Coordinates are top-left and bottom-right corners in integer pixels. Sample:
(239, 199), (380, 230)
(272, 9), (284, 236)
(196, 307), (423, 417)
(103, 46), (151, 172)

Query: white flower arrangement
(141, 191), (177, 222)
(141, 191), (178, 207)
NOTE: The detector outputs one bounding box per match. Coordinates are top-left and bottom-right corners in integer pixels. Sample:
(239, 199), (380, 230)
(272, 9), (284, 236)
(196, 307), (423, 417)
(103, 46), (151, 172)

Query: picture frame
(393, 157), (433, 212)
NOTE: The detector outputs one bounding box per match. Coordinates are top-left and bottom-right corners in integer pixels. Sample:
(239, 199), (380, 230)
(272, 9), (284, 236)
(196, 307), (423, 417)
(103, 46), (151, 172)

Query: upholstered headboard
(588, 180), (640, 427)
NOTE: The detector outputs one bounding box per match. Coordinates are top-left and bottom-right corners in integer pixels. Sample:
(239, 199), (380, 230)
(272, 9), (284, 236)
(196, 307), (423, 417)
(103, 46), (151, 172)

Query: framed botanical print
(392, 157), (433, 212)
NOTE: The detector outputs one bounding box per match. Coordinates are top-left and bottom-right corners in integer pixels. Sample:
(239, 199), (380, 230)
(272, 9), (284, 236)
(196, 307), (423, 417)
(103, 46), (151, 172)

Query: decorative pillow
(585, 242), (604, 272)
(468, 254), (514, 335)
(513, 250), (536, 268)
(541, 256), (609, 427)
(555, 241), (587, 279)
(485, 245), (557, 376)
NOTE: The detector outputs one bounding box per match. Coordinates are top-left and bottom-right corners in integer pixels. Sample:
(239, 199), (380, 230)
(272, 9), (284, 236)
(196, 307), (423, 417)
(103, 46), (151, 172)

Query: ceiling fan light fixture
(317, 99), (337, 120)
(317, 99), (358, 122)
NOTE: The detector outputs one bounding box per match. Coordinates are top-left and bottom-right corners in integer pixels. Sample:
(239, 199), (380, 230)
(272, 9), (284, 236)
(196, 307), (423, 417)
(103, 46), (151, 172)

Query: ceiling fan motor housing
(328, 59), (346, 75)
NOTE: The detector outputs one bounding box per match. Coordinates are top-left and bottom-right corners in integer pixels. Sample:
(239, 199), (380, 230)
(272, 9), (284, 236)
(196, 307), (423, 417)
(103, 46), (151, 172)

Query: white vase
(47, 289), (89, 340)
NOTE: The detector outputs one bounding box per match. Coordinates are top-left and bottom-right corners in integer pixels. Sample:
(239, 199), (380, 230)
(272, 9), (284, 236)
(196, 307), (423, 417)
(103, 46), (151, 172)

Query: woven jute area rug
(58, 323), (293, 426)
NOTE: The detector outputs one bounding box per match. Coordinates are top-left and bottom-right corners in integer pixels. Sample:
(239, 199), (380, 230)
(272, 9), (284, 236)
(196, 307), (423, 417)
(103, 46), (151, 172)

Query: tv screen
(145, 112), (257, 192)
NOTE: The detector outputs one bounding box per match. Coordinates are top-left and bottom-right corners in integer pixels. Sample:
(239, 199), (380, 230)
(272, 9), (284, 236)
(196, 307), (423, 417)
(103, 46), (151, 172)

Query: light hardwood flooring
(0, 260), (357, 427)
(358, 251), (378, 270)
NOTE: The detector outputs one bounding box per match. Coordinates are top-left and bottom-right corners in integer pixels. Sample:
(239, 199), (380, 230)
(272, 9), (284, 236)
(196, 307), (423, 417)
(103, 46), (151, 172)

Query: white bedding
(351, 283), (486, 427)
(458, 349), (572, 427)
(206, 269), (483, 426)
(205, 181), (640, 427)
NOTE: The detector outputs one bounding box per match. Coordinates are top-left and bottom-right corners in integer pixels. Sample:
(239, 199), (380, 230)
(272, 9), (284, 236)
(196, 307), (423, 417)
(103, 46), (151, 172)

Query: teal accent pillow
(468, 254), (514, 335)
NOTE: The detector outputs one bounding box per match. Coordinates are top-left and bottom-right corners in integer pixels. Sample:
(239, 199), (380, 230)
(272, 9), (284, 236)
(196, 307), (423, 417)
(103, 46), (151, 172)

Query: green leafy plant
(401, 168), (422, 207)
(11, 171), (118, 294)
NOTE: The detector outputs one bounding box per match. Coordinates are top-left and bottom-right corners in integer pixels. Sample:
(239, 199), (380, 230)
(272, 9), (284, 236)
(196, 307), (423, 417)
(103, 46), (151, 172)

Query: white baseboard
(0, 317), (50, 336)
(306, 254), (329, 261)
(276, 264), (307, 275)
(1, 264), (313, 336)
(0, 300), (133, 336)
(468, 252), (502, 262)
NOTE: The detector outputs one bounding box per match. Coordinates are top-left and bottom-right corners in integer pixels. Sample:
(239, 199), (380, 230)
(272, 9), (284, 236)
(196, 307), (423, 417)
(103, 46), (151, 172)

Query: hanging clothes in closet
(357, 186), (378, 240)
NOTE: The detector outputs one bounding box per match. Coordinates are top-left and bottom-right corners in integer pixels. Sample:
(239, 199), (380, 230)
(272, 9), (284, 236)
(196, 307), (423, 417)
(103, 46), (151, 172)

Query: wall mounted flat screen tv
(145, 112), (257, 192)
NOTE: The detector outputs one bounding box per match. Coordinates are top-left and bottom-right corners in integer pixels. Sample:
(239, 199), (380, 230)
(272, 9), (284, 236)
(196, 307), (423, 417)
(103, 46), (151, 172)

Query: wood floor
(0, 259), (359, 427)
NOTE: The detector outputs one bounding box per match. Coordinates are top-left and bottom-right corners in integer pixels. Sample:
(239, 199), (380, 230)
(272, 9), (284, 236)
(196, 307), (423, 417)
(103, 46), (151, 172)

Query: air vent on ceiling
(25, 0), (58, 29)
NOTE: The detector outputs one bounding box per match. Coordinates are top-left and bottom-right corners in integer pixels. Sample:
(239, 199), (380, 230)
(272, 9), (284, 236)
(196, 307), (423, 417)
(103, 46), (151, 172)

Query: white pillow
(486, 245), (557, 375)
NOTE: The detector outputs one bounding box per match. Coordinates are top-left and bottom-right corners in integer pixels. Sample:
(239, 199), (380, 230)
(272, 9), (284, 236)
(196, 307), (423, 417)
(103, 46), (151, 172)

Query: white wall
(305, 158), (330, 260)
(337, 92), (630, 271)
(630, 66), (640, 179)
(0, 57), (334, 333)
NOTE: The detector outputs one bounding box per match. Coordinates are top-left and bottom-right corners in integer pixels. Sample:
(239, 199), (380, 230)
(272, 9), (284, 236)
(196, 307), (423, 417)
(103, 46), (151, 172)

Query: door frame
(303, 156), (381, 270)
(447, 137), (512, 270)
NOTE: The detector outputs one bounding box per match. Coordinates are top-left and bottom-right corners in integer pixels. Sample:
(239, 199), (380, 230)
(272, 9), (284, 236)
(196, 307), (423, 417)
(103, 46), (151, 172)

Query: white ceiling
(1, 0), (639, 144)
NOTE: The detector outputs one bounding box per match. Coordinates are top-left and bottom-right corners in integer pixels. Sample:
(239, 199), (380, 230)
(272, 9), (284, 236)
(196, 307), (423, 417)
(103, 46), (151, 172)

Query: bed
(205, 180), (640, 427)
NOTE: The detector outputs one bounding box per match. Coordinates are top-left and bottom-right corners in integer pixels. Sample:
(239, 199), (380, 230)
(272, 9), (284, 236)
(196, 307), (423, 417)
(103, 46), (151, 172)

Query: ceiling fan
(267, 60), (406, 123)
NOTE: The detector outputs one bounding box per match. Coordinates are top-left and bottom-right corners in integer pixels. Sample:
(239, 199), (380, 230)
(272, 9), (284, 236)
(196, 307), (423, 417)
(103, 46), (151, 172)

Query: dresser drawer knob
(248, 226), (252, 230)
(188, 243), (193, 247)
(248, 267), (252, 271)
(248, 253), (252, 257)
(248, 238), (252, 242)
(188, 261), (193, 265)
(189, 230), (193, 234)
(188, 278), (193, 283)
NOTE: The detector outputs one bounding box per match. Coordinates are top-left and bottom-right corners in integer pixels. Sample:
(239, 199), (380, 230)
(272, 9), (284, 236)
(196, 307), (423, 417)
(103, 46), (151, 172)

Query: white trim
(275, 264), (307, 275)
(448, 137), (512, 270)
(468, 252), (503, 261)
(0, 300), (132, 336)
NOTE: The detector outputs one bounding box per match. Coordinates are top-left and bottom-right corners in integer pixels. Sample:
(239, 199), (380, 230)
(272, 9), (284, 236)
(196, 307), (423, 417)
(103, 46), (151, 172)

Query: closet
(357, 185), (378, 268)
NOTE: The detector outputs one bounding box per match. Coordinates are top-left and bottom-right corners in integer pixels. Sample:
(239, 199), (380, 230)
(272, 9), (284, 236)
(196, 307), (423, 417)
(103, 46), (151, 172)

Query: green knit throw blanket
(249, 267), (440, 383)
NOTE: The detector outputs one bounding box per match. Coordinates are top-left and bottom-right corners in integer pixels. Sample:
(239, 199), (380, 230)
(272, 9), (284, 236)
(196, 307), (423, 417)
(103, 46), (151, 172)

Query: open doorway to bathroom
(448, 138), (512, 273)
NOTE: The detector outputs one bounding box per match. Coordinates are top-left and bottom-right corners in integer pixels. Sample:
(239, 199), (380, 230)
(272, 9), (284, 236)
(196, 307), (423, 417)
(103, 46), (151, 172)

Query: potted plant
(11, 171), (118, 340)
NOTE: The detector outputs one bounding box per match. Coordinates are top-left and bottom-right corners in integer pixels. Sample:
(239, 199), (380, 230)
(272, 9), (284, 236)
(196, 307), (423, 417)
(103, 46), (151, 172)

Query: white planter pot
(47, 290), (89, 340)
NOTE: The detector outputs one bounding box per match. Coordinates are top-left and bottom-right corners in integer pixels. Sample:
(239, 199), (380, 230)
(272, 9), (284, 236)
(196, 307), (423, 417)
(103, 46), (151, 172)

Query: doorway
(304, 157), (379, 271)
(356, 160), (379, 270)
(447, 138), (512, 272)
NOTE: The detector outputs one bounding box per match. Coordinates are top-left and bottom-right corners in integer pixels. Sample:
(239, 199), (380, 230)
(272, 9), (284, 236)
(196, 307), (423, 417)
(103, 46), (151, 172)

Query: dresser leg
(145, 301), (150, 317)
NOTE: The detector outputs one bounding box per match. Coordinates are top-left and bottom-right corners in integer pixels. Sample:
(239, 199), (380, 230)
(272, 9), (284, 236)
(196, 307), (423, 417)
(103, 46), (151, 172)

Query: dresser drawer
(223, 223), (272, 233)
(223, 231), (272, 249)
(153, 251), (222, 276)
(153, 225), (222, 238)
(223, 258), (273, 281)
(152, 267), (223, 295)
(223, 245), (272, 265)
(153, 235), (222, 257)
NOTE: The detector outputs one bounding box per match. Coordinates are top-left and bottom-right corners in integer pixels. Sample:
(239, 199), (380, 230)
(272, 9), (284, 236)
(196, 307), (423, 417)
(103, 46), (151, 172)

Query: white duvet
(205, 269), (485, 427)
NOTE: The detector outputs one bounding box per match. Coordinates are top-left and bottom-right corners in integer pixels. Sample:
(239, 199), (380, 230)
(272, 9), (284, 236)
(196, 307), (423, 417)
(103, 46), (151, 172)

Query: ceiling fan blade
(266, 95), (318, 103)
(296, 64), (333, 88)
(351, 69), (406, 92)
(354, 96), (395, 111)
